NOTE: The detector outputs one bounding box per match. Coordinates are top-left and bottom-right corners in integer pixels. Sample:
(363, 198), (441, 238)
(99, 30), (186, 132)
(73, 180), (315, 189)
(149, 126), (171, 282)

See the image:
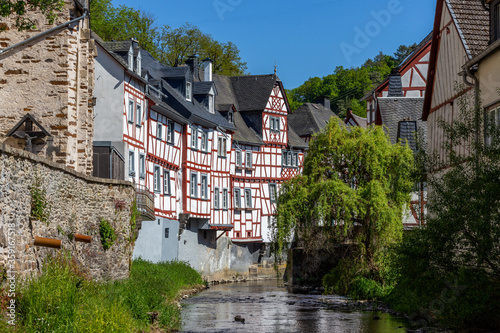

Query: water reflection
(181, 280), (409, 333)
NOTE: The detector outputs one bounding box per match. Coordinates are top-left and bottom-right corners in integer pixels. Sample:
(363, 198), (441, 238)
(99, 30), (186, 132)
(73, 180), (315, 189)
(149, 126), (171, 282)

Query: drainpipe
(0, 7), (89, 57)
(462, 65), (481, 170)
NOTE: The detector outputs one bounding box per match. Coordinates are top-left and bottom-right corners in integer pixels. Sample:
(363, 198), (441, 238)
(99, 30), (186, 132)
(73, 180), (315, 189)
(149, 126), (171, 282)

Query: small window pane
(222, 188), (228, 209)
(190, 173), (197, 197)
(128, 100), (134, 123)
(136, 104), (142, 126)
(164, 170), (171, 195)
(245, 189), (252, 208)
(157, 123), (162, 140)
(154, 166), (161, 192)
(234, 189), (241, 208)
(214, 188), (220, 209)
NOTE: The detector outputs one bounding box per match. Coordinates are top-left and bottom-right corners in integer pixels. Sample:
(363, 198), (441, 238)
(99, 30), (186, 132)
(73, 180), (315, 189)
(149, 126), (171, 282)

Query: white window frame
(157, 123), (163, 140)
(234, 188), (241, 209)
(139, 153), (145, 179)
(269, 183), (277, 203)
(244, 189), (252, 209)
(191, 127), (198, 150)
(128, 150), (135, 176)
(486, 106), (500, 146)
(222, 188), (228, 210)
(218, 137), (227, 157)
(292, 152), (298, 167)
(190, 173), (198, 198)
(163, 170), (171, 195)
(128, 100), (134, 123)
(201, 174), (208, 199)
(136, 103), (142, 126)
(270, 116), (280, 132)
(167, 120), (174, 144)
(246, 151), (252, 168)
(186, 81), (192, 101)
(235, 149), (242, 167)
(214, 187), (220, 209)
(201, 130), (208, 152)
(154, 165), (161, 193)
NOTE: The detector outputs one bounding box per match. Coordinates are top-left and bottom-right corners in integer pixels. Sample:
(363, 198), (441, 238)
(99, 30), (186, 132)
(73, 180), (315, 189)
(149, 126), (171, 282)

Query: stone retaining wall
(0, 144), (136, 280)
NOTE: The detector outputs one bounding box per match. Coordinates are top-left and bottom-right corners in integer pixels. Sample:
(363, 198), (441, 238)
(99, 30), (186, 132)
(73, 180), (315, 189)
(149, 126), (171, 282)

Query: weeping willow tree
(271, 120), (414, 279)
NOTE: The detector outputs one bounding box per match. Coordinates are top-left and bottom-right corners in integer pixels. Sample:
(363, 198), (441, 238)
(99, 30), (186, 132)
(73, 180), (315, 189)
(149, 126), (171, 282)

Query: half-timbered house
(422, 0), (489, 166)
(212, 73), (308, 257)
(363, 32), (432, 126)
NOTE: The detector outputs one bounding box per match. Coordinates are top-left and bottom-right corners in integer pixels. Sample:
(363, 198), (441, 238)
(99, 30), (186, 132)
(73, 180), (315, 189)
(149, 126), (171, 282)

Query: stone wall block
(0, 144), (136, 281)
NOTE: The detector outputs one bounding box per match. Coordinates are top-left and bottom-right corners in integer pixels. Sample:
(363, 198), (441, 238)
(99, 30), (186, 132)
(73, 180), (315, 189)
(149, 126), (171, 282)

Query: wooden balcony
(135, 185), (155, 221)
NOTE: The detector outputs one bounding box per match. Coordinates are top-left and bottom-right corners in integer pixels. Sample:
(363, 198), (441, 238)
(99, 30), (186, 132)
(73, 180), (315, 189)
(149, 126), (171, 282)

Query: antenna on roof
(274, 61), (277, 75)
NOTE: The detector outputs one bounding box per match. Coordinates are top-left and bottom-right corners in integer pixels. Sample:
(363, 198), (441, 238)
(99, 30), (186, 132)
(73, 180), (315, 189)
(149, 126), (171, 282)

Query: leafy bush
(99, 219), (116, 250)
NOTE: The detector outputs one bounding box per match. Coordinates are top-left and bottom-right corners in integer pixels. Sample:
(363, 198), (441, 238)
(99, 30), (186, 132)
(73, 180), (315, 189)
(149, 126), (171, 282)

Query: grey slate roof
(140, 50), (235, 131)
(232, 112), (264, 146)
(349, 112), (368, 128)
(288, 126), (309, 149)
(230, 75), (278, 111)
(447, 0), (489, 58)
(212, 75), (239, 110)
(377, 98), (426, 146)
(193, 81), (214, 95)
(288, 103), (337, 137)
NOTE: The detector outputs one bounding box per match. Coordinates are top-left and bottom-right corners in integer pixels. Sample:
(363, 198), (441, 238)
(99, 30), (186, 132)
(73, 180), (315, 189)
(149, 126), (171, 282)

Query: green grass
(2, 254), (203, 332)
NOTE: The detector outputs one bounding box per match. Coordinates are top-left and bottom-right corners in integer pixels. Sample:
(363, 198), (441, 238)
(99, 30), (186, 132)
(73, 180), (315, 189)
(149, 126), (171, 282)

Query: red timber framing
(145, 98), (184, 220)
(123, 77), (147, 191)
(229, 82), (305, 243)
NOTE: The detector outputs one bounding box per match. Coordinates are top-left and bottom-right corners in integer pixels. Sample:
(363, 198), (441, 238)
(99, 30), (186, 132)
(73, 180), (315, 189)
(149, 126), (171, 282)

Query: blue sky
(112, 0), (436, 89)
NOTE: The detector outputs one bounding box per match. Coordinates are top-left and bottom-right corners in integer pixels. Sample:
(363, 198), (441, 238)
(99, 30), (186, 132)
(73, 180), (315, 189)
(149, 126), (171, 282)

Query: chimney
(202, 58), (213, 82)
(185, 55), (198, 80)
(316, 96), (330, 110)
(387, 67), (404, 97)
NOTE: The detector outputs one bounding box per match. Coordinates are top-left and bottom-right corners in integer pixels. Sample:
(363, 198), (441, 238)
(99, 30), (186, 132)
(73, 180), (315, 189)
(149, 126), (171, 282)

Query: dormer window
(136, 52), (142, 76)
(228, 110), (233, 123)
(186, 82), (192, 102)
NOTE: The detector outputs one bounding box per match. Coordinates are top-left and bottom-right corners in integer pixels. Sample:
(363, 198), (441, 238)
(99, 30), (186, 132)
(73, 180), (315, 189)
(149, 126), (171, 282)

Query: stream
(181, 280), (410, 333)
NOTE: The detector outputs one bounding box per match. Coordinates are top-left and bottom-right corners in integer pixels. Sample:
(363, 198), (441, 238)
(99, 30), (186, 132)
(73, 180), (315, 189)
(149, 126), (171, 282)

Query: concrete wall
(133, 217), (179, 262)
(0, 144), (136, 280)
(0, 1), (95, 175)
(94, 44), (126, 146)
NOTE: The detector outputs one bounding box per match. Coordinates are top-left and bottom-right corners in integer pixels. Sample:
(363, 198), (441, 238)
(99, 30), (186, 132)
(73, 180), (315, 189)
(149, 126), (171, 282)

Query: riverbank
(0, 254), (204, 332)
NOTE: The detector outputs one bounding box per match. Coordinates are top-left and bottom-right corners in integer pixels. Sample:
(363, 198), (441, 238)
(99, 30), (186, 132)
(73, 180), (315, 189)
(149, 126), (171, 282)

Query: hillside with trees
(287, 45), (417, 118)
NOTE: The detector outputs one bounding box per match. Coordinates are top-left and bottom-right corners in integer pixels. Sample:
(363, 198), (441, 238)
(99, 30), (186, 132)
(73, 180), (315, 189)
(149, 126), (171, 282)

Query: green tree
(90, 0), (158, 56)
(394, 43), (417, 65)
(157, 23), (247, 75)
(388, 90), (500, 329)
(0, 0), (64, 31)
(272, 121), (414, 279)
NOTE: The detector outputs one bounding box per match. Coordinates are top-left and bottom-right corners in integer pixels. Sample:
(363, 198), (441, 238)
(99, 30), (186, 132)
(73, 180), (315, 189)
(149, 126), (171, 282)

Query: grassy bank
(1, 254), (204, 332)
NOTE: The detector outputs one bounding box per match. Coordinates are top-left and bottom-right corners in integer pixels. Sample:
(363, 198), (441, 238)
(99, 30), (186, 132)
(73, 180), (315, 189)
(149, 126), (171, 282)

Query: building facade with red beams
(93, 39), (306, 277)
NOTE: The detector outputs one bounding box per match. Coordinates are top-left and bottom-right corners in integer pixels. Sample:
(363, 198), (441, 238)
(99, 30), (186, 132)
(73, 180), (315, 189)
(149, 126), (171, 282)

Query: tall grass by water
(1, 254), (203, 332)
